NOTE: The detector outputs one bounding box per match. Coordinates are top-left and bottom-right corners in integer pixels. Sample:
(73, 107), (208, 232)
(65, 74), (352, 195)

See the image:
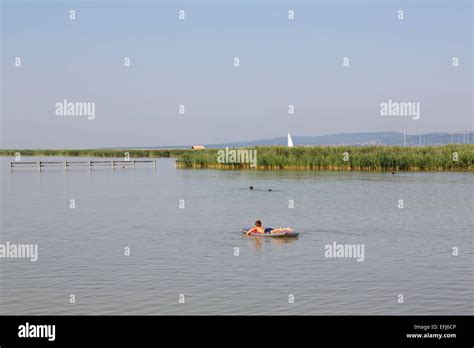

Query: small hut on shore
(191, 145), (206, 150)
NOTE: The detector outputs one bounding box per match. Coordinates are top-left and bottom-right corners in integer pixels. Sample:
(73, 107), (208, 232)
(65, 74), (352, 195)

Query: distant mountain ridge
(109, 131), (472, 149)
(203, 131), (473, 148)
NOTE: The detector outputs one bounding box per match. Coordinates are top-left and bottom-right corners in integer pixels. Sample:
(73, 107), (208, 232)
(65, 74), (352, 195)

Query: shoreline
(174, 162), (473, 172)
(2, 145), (473, 172)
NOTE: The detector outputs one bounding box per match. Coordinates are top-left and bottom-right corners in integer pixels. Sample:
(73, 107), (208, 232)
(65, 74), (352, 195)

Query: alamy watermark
(55, 99), (95, 120)
(217, 147), (257, 168)
(325, 241), (365, 262)
(380, 99), (420, 120)
(18, 322), (55, 341)
(0, 241), (38, 262)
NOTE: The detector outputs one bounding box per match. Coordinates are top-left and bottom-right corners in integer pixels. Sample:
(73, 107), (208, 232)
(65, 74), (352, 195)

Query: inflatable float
(241, 227), (299, 238)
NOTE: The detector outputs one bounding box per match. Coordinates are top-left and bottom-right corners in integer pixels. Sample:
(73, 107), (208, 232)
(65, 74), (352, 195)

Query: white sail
(287, 133), (294, 147)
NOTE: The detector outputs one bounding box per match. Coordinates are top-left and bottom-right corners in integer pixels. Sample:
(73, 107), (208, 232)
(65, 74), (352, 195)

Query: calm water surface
(1, 157), (473, 315)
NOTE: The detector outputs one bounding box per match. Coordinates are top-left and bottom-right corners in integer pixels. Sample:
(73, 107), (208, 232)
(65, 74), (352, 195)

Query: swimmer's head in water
(249, 186), (254, 190)
(255, 220), (262, 227)
(268, 188), (272, 191)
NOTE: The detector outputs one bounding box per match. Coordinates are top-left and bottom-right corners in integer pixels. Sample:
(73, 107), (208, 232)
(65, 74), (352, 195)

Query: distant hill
(116, 131), (472, 149)
(203, 131), (473, 148)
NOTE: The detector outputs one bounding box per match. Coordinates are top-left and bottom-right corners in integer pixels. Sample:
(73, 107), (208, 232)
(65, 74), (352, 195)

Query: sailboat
(287, 133), (294, 147)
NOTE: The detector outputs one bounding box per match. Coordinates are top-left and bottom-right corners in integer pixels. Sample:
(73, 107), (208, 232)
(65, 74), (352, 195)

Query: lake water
(1, 157), (473, 315)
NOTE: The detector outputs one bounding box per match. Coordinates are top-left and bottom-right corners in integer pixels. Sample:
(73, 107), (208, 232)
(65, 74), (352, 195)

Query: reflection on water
(270, 237), (298, 246)
(243, 235), (299, 252)
(247, 236), (263, 252)
(1, 157), (473, 315)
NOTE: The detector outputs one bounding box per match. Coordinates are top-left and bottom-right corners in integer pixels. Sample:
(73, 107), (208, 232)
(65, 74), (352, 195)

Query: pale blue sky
(1, 0), (472, 148)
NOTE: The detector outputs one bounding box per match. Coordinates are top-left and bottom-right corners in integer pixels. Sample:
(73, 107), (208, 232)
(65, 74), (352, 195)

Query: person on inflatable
(246, 220), (264, 235)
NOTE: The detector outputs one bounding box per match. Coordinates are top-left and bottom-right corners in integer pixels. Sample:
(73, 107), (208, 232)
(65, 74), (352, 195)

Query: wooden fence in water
(10, 160), (157, 171)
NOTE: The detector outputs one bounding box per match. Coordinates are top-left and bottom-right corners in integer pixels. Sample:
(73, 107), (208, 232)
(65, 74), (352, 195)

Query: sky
(1, 0), (472, 148)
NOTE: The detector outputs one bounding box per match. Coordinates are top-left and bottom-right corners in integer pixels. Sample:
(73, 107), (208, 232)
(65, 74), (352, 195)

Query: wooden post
(154, 160), (156, 170)
(65, 160), (67, 171)
(133, 159), (135, 170)
(38, 161), (41, 172)
(112, 160), (114, 170)
(88, 160), (91, 171)
(10, 162), (12, 171)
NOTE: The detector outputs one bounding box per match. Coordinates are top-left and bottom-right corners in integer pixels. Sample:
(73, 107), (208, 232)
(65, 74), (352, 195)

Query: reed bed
(175, 145), (474, 171)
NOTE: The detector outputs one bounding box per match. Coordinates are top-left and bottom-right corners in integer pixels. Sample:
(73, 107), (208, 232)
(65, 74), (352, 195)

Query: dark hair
(249, 186), (254, 190)
(255, 220), (262, 227)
